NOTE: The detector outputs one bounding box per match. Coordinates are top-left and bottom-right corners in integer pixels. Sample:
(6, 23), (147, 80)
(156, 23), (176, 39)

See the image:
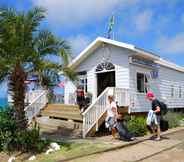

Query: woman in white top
(105, 95), (118, 138)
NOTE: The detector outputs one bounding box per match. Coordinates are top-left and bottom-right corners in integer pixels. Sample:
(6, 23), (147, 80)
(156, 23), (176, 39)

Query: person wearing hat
(146, 91), (161, 141)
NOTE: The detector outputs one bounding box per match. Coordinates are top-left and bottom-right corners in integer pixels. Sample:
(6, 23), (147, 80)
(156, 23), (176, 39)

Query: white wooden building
(64, 37), (184, 113)
(18, 37), (184, 138)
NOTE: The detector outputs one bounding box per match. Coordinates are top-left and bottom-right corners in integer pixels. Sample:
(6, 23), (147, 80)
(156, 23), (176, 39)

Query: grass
(0, 140), (114, 162)
(26, 140), (113, 162)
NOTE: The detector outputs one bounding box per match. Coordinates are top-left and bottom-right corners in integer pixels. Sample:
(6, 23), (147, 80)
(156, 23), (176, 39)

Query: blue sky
(0, 0), (184, 97)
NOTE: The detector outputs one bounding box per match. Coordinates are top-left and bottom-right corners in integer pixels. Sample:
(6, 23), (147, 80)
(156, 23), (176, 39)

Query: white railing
(114, 88), (130, 107)
(82, 87), (112, 138)
(8, 90), (45, 105)
(24, 90), (48, 123)
(82, 87), (130, 138)
(25, 90), (46, 104)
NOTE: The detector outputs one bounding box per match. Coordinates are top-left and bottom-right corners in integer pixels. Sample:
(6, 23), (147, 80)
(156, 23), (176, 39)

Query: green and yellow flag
(107, 15), (115, 39)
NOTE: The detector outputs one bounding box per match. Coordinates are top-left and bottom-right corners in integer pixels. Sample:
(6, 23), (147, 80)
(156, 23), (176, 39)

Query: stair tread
(47, 104), (79, 109)
(42, 109), (80, 115)
(41, 111), (82, 117)
(41, 112), (83, 121)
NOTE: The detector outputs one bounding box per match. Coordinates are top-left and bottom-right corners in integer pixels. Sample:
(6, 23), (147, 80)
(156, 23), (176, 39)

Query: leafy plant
(0, 106), (49, 153)
(0, 106), (17, 152)
(16, 124), (49, 153)
(126, 116), (148, 137)
(163, 111), (184, 128)
(0, 7), (76, 130)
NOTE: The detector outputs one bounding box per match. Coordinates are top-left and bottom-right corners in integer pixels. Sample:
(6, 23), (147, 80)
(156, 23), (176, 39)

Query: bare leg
(112, 127), (117, 138)
(156, 125), (161, 140)
(151, 125), (157, 136)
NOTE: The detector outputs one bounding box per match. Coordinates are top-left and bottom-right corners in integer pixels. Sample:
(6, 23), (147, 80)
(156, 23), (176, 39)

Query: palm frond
(25, 7), (46, 33)
(0, 58), (11, 83)
(62, 67), (77, 81)
(34, 30), (59, 58)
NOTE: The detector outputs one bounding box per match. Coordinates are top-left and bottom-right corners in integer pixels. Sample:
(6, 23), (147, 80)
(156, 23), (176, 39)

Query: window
(137, 73), (148, 93)
(96, 62), (115, 72)
(171, 85), (174, 97)
(179, 86), (182, 98)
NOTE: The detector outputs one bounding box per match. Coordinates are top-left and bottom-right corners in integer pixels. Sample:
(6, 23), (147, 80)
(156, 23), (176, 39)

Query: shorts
(105, 117), (117, 130)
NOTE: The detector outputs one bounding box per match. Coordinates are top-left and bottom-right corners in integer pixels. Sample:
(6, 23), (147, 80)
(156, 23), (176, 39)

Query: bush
(163, 111), (184, 128)
(0, 106), (49, 153)
(0, 106), (17, 152)
(126, 116), (148, 137)
(16, 124), (49, 153)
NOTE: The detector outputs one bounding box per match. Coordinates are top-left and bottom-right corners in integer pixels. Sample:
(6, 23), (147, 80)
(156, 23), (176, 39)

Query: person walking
(105, 95), (118, 139)
(146, 91), (161, 141)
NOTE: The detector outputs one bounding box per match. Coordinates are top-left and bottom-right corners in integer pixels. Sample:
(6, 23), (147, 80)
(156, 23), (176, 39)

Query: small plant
(16, 124), (49, 153)
(0, 106), (17, 152)
(126, 116), (148, 137)
(163, 111), (184, 128)
(0, 106), (49, 153)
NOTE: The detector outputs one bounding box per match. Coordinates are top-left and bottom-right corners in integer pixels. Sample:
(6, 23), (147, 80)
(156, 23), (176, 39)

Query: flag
(107, 15), (115, 39)
(58, 81), (65, 88)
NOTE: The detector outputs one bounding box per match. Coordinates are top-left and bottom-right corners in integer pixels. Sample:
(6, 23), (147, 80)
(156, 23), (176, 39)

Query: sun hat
(146, 91), (154, 98)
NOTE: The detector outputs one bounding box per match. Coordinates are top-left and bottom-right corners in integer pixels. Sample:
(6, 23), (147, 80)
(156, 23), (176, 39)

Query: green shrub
(0, 106), (49, 153)
(126, 116), (148, 137)
(16, 124), (49, 153)
(163, 111), (184, 128)
(0, 106), (17, 152)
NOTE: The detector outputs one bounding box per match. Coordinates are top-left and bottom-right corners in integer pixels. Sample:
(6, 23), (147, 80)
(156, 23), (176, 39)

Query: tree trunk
(8, 61), (28, 130)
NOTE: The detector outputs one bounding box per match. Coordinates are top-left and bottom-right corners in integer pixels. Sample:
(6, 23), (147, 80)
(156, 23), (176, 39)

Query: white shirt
(107, 101), (117, 117)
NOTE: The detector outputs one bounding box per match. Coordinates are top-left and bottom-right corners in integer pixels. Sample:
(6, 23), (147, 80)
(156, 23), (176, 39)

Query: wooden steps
(36, 117), (82, 138)
(37, 104), (83, 138)
(41, 104), (82, 122)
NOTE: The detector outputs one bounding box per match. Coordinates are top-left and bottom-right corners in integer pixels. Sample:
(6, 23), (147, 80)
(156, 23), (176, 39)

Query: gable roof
(68, 37), (184, 73)
(69, 37), (160, 68)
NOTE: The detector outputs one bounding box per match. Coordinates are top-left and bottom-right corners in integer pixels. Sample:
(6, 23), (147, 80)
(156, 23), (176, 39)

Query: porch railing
(82, 87), (111, 138)
(82, 87), (130, 138)
(114, 88), (130, 107)
(24, 90), (48, 123)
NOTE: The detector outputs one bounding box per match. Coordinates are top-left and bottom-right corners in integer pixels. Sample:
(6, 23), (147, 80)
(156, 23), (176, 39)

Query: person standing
(76, 85), (85, 112)
(105, 95), (118, 139)
(146, 91), (161, 141)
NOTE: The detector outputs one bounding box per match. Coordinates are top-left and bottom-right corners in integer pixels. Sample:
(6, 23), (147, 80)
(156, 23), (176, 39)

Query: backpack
(159, 101), (168, 116)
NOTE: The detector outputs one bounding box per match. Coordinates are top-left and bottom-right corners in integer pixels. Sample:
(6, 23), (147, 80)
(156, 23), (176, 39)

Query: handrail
(82, 87), (112, 138)
(82, 87), (130, 138)
(82, 87), (111, 116)
(24, 90), (47, 111)
(24, 90), (48, 123)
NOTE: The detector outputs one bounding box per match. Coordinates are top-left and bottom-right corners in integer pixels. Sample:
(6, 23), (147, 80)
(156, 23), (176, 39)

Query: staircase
(37, 104), (83, 138)
(82, 87), (129, 138)
(27, 88), (129, 138)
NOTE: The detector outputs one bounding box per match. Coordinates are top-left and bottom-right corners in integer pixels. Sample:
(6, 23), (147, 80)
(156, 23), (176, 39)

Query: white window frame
(171, 85), (174, 98)
(136, 72), (148, 94)
(179, 86), (182, 98)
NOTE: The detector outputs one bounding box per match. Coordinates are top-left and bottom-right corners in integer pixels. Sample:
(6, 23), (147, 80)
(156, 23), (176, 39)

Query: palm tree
(0, 7), (76, 129)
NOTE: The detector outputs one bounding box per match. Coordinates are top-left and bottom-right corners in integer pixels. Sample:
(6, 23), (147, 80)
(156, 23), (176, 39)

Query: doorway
(97, 71), (115, 96)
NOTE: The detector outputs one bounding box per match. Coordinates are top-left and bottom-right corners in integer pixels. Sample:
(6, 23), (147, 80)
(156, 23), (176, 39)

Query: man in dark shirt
(146, 91), (161, 141)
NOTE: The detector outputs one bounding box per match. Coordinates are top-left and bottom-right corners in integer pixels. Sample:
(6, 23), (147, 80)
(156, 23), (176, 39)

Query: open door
(97, 71), (115, 96)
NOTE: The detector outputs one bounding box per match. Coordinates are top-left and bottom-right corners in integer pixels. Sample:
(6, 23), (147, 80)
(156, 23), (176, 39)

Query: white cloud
(31, 0), (144, 29)
(134, 10), (153, 32)
(68, 35), (91, 56)
(156, 33), (184, 54)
